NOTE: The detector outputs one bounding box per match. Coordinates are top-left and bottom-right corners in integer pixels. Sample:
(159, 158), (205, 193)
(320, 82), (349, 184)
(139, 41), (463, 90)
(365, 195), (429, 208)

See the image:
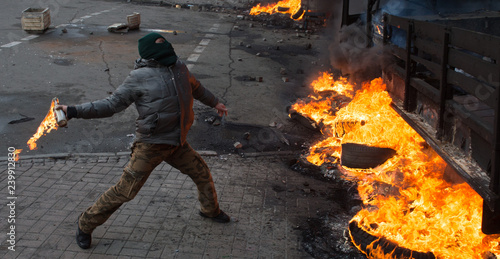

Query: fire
(14, 149), (22, 161)
(250, 0), (304, 20)
(292, 73), (353, 124)
(293, 74), (500, 258)
(27, 98), (60, 150)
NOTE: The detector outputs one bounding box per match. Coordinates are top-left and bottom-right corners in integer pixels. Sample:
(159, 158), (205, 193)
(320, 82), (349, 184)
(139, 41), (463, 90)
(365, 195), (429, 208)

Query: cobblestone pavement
(0, 151), (345, 258)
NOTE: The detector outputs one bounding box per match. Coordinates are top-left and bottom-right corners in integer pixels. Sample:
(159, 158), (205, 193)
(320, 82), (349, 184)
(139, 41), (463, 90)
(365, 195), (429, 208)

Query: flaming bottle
(53, 97), (67, 127)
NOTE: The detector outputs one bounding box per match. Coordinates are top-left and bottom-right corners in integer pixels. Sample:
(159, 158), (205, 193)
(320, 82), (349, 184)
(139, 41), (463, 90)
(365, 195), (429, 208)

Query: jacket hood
(134, 58), (162, 69)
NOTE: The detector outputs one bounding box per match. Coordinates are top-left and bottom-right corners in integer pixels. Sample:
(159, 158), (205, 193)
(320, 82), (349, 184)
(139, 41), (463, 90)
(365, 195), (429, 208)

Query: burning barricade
(250, 0), (305, 20)
(290, 72), (500, 259)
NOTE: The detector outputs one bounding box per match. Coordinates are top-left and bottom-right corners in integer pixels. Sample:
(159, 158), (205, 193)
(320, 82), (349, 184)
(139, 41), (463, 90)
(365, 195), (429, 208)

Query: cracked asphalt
(1, 0), (330, 156)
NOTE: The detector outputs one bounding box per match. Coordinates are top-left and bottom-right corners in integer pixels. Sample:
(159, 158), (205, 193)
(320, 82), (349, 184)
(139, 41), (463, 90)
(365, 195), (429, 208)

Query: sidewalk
(0, 151), (338, 258)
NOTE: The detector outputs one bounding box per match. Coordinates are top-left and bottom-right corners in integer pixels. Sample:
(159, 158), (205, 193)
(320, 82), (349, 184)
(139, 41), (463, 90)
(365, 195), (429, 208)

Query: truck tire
(341, 143), (396, 169)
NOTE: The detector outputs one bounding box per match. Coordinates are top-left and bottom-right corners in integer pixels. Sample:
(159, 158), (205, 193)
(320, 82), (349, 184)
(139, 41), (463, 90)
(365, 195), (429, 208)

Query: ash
(291, 159), (367, 258)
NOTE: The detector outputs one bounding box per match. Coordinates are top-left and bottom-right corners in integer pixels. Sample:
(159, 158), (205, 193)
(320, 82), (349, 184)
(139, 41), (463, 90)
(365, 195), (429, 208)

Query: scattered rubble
(126, 12), (140, 30)
(108, 13), (141, 33)
(204, 116), (216, 124)
(107, 23), (128, 33)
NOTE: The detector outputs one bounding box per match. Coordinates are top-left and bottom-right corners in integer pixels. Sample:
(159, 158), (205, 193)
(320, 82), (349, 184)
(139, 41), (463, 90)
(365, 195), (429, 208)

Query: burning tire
(349, 221), (436, 259)
(291, 7), (304, 19)
(341, 143), (396, 169)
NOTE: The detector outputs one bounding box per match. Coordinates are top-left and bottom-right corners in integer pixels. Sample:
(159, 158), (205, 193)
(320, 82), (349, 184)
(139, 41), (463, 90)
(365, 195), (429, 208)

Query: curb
(0, 151), (214, 162)
(0, 150), (300, 164)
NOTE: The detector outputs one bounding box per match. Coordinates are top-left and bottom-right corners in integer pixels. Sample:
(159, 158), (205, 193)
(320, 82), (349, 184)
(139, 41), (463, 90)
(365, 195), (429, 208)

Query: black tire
(341, 143), (396, 169)
(349, 221), (436, 259)
(292, 7), (304, 19)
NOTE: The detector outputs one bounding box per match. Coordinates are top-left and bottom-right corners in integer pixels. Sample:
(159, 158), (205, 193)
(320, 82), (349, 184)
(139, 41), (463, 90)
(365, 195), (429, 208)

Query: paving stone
(0, 152), (342, 258)
(105, 240), (127, 255)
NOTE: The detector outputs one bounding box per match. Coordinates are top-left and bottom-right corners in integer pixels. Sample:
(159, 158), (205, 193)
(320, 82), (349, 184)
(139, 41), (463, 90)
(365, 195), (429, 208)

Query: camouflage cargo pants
(78, 141), (220, 233)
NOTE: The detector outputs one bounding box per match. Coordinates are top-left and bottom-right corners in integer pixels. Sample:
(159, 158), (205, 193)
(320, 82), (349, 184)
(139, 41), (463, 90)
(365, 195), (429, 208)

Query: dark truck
(341, 0), (500, 234)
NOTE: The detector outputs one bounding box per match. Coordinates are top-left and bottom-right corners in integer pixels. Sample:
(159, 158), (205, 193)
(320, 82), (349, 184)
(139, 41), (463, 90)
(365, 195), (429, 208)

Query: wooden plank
(448, 69), (497, 108)
(392, 63), (406, 79)
(386, 14), (408, 30)
(410, 78), (440, 103)
(448, 48), (499, 83)
(391, 101), (499, 209)
(450, 27), (500, 61)
(411, 54), (441, 76)
(447, 98), (494, 143)
(454, 95), (494, 112)
(474, 109), (495, 118)
(413, 20), (445, 43)
(414, 38), (442, 61)
(390, 45), (407, 61)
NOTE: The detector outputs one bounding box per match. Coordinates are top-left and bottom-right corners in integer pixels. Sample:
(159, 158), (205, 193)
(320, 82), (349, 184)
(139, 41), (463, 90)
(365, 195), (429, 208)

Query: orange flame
(27, 98), (60, 150)
(293, 74), (500, 258)
(14, 149), (22, 161)
(250, 0), (304, 20)
(291, 73), (353, 125)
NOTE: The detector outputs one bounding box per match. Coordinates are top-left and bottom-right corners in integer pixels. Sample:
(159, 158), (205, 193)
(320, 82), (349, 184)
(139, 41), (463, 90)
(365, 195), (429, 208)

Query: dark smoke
(321, 0), (390, 84)
(321, 0), (499, 84)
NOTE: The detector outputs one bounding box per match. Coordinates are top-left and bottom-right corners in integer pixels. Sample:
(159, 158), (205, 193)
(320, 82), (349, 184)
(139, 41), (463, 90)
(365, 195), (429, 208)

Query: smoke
(329, 22), (389, 84)
(319, 0), (499, 84)
(322, 0), (390, 84)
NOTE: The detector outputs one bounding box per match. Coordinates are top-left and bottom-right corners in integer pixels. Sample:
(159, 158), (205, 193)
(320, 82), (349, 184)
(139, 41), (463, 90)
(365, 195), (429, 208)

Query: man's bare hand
(54, 105), (68, 115)
(215, 103), (228, 117)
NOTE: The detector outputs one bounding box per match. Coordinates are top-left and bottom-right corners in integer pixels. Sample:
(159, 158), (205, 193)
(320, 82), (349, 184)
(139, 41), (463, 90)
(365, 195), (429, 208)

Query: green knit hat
(138, 32), (178, 66)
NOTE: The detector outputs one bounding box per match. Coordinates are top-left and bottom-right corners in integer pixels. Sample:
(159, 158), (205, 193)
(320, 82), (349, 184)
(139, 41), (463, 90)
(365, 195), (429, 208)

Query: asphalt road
(1, 0), (329, 156)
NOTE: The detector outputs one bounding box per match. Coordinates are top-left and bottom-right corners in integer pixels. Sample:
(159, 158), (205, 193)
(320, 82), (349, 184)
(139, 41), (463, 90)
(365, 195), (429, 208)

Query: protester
(56, 32), (230, 249)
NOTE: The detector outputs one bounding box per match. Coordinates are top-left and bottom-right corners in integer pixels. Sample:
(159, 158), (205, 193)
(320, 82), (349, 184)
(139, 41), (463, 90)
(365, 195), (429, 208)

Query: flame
(293, 74), (500, 258)
(27, 98), (60, 150)
(250, 0), (304, 20)
(14, 149), (22, 161)
(291, 73), (353, 125)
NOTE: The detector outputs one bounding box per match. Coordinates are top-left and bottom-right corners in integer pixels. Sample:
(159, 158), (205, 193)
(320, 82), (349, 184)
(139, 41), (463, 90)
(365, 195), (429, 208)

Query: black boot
(199, 210), (231, 223)
(76, 218), (92, 249)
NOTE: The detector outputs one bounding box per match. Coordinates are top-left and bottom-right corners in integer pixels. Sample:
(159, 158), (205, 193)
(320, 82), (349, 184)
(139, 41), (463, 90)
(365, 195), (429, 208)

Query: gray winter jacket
(74, 59), (219, 145)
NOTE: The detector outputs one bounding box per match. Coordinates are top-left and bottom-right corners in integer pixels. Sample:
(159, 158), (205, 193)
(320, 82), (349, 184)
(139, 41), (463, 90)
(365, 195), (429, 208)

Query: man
(56, 32), (230, 250)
